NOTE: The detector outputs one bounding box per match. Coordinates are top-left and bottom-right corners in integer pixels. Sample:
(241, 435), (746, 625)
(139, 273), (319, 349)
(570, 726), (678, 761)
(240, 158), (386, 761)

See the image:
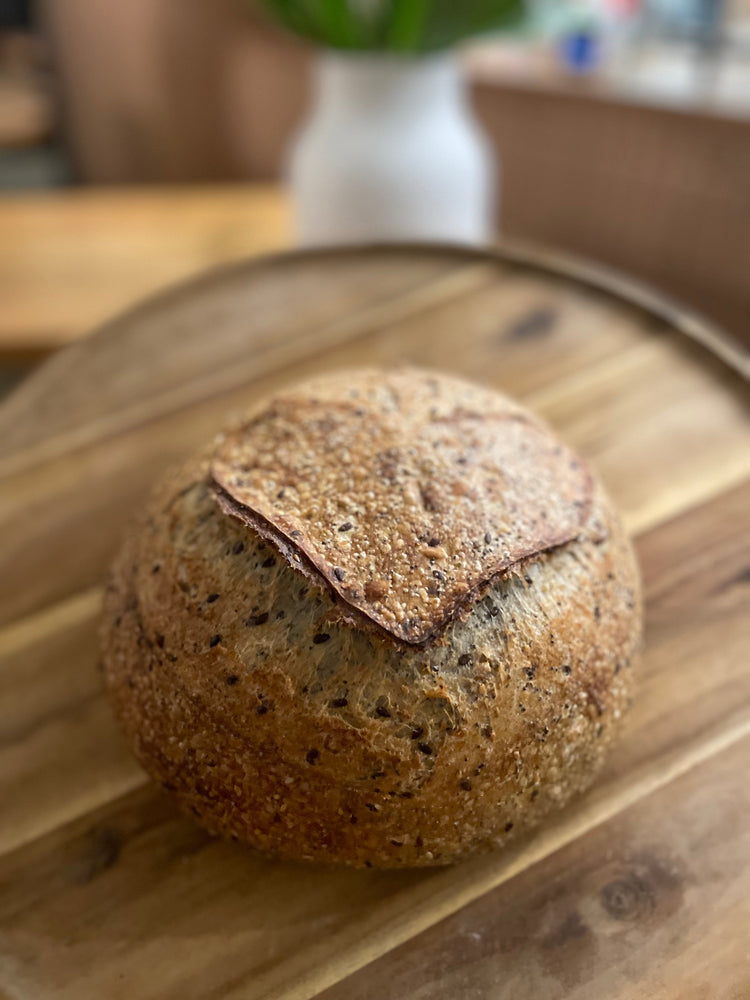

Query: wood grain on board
(0, 246), (747, 1000)
(316, 730), (750, 1000)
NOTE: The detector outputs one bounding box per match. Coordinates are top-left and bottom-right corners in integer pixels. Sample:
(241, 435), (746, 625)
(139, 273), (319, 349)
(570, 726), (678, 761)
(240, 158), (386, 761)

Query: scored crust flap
(210, 371), (593, 644)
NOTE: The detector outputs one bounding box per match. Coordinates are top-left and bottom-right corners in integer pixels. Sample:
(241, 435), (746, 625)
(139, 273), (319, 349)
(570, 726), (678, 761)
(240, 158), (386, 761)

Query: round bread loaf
(102, 369), (641, 867)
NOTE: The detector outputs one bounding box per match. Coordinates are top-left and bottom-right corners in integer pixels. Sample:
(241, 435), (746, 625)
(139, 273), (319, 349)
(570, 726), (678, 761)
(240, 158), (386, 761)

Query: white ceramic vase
(288, 51), (496, 246)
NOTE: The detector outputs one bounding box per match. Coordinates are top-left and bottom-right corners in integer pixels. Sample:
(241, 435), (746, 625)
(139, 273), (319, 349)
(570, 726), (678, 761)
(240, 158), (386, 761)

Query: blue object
(559, 30), (601, 73)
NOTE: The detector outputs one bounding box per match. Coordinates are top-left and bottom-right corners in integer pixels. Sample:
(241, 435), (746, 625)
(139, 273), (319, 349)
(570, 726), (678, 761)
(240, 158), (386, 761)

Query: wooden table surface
(0, 184), (291, 356)
(0, 243), (748, 1000)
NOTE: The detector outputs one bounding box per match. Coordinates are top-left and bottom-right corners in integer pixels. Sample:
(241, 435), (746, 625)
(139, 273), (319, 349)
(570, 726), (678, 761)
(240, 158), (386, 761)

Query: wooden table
(0, 184), (291, 356)
(0, 243), (748, 1000)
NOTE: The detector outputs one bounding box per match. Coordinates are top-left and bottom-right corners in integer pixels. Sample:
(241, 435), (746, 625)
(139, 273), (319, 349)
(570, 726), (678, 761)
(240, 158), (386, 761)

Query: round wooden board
(0, 245), (748, 1000)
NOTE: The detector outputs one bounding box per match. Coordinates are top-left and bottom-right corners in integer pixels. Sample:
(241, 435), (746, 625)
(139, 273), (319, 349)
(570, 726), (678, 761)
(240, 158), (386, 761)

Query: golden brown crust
(210, 371), (593, 645)
(101, 370), (642, 868)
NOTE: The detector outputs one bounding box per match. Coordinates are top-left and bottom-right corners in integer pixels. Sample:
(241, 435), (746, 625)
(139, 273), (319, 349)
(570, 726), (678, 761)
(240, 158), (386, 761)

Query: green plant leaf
(257, 0), (527, 51)
(385, 0), (431, 50)
(308, 0), (367, 48)
(416, 0), (526, 51)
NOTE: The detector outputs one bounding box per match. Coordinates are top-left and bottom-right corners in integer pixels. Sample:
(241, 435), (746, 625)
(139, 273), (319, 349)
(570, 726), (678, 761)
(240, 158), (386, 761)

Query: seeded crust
(211, 371), (595, 644)
(101, 370), (642, 868)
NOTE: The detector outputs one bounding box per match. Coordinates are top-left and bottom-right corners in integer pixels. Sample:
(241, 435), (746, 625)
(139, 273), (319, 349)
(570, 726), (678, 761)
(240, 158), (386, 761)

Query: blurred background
(0, 0), (748, 396)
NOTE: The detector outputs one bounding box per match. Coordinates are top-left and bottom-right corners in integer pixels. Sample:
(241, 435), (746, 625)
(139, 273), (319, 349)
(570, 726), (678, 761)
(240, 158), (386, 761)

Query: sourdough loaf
(101, 369), (641, 867)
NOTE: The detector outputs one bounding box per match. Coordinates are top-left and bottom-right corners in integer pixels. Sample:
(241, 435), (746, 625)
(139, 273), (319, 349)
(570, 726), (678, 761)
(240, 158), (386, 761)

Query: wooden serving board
(0, 245), (748, 1000)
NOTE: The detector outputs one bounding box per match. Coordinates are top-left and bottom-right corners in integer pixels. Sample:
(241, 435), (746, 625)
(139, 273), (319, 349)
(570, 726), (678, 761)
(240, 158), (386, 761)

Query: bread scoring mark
(209, 371), (594, 645)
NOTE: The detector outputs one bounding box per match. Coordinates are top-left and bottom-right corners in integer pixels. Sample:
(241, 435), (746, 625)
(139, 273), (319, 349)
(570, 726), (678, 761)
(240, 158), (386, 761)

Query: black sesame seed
(232, 541), (245, 555)
(375, 705), (391, 718)
(276, 610), (285, 620)
(290, 530), (302, 538)
(365, 802), (377, 812)
(390, 840), (404, 847)
(489, 605), (499, 617)
(504, 821), (514, 832)
(313, 632), (330, 644)
(524, 575), (533, 586)
(262, 557), (276, 568)
(338, 521), (353, 532)
(411, 727), (424, 740)
(460, 778), (472, 791)
(484, 532), (492, 545)
(256, 704), (269, 715)
(206, 593), (220, 603)
(458, 653), (472, 666)
(334, 567), (345, 581)
(306, 749), (319, 764)
(225, 674), (239, 686)
(152, 563), (161, 574)
(209, 634), (222, 648)
(277, 488), (286, 499)
(428, 537), (440, 548)
(562, 664), (571, 675)
(246, 613), (269, 626)
(594, 604), (601, 621)
(331, 697), (348, 708)
(417, 742), (433, 755)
